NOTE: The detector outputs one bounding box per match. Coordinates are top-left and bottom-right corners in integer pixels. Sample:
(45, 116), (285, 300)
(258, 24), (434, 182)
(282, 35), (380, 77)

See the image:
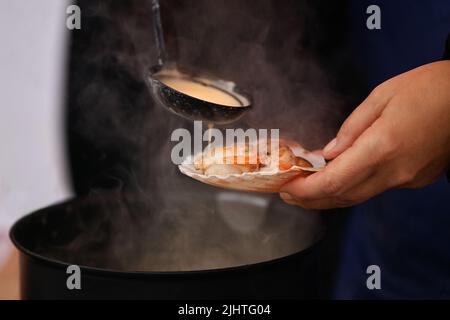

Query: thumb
(323, 87), (390, 160)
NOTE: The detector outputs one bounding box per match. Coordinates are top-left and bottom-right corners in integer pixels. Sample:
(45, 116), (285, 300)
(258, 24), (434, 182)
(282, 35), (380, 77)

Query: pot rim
(10, 198), (323, 278)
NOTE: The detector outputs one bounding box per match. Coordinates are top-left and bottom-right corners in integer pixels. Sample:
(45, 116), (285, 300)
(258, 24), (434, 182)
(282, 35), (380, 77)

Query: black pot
(10, 194), (324, 300)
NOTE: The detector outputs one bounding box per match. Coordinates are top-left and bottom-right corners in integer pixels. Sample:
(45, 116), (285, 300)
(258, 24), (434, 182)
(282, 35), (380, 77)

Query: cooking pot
(10, 192), (324, 299)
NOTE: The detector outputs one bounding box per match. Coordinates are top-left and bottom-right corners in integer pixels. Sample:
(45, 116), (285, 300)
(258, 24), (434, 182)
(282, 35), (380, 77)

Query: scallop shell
(179, 143), (326, 193)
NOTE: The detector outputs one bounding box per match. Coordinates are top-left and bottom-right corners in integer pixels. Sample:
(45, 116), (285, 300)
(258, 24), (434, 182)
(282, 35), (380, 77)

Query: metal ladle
(145, 0), (252, 125)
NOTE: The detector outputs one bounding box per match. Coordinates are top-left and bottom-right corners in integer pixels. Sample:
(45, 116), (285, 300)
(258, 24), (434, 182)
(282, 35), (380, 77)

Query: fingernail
(280, 192), (293, 201)
(323, 138), (337, 155)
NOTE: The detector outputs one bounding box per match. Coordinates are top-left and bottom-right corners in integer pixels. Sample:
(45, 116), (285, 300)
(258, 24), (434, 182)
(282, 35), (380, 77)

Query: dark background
(65, 0), (364, 298)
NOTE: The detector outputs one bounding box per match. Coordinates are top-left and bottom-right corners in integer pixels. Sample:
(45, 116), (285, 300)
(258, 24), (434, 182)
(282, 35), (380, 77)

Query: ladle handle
(151, 0), (168, 68)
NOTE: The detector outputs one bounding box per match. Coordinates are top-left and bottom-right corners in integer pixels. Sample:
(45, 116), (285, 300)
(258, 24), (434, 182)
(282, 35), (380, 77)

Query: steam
(62, 0), (359, 271)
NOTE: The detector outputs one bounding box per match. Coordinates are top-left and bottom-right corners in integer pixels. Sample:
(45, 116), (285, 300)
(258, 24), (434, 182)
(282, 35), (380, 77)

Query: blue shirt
(334, 0), (450, 299)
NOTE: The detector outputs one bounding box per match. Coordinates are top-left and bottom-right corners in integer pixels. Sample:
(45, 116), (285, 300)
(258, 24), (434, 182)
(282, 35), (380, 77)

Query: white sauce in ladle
(160, 77), (243, 107)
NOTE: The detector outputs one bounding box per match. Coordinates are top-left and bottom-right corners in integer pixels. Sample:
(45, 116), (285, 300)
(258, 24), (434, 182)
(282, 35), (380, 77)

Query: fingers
(279, 192), (300, 205)
(323, 86), (392, 160)
(280, 168), (396, 209)
(280, 122), (387, 208)
(282, 127), (381, 200)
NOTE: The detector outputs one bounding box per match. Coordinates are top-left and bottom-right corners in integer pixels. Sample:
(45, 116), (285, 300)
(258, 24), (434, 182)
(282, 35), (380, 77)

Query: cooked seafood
(179, 140), (326, 193)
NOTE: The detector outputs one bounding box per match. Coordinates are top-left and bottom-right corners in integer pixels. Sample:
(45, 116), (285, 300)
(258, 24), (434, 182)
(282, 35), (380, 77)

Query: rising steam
(61, 0), (359, 271)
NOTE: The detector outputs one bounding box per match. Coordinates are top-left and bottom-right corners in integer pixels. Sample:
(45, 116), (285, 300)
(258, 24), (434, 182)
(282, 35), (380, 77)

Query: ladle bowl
(146, 67), (252, 125)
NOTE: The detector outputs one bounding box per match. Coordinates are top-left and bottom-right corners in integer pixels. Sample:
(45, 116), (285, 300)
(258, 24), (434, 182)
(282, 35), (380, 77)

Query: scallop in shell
(179, 140), (326, 193)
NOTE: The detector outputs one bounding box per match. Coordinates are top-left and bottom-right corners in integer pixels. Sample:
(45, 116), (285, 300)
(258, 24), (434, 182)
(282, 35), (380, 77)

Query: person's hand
(280, 61), (450, 209)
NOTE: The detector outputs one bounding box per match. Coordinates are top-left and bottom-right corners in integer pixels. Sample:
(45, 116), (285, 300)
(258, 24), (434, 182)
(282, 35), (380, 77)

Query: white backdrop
(0, 0), (72, 265)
